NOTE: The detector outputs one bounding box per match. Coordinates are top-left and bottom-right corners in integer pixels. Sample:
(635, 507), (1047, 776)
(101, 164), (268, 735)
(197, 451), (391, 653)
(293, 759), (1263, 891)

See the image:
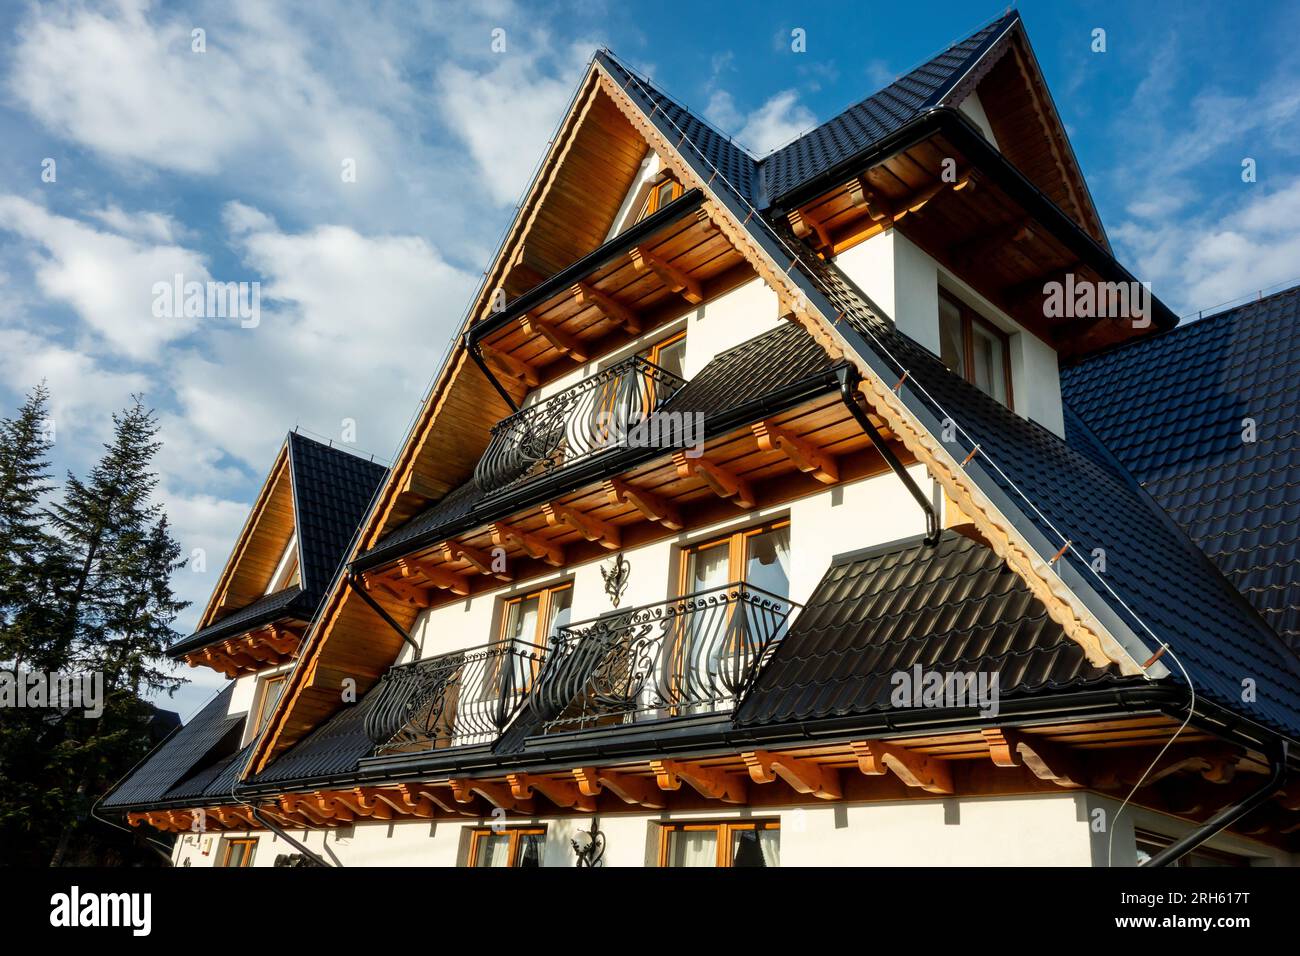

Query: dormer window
(637, 173), (683, 223)
(265, 533), (301, 594)
(938, 289), (1012, 407)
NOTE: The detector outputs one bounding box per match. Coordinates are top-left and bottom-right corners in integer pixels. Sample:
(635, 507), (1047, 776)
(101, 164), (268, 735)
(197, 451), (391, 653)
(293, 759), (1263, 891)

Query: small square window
(938, 289), (1012, 407)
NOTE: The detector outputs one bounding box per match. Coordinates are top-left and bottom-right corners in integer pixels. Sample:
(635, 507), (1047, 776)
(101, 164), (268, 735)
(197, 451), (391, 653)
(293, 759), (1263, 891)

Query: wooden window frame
(498, 581), (574, 650)
(678, 518), (792, 596)
(252, 673), (287, 737)
(657, 819), (780, 867)
(466, 826), (548, 867)
(938, 288), (1014, 408)
(638, 173), (684, 221)
(219, 837), (258, 868)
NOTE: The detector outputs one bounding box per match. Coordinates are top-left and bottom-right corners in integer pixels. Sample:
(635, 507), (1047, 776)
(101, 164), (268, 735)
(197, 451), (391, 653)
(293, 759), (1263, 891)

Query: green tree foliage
(0, 389), (188, 866)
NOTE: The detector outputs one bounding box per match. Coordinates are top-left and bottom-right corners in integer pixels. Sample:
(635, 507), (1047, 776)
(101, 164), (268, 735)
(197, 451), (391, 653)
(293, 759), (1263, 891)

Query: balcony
(528, 583), (799, 733)
(473, 355), (686, 493)
(364, 639), (546, 755)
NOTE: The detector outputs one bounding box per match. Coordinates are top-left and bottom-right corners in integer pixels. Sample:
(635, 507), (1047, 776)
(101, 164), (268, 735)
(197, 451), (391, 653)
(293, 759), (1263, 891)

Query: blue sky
(1, 0), (1296, 717)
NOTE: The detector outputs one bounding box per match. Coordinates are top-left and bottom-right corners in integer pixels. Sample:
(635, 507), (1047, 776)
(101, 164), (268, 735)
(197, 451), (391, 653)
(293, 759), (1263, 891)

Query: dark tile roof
(169, 585), (305, 657)
(102, 685), (244, 809)
(761, 11), (1017, 202)
(1062, 287), (1300, 652)
(287, 432), (388, 599)
(781, 244), (1300, 738)
(737, 531), (1124, 725)
(246, 696), (376, 786)
(364, 322), (838, 562)
(169, 434), (386, 658)
(596, 51), (762, 207)
(598, 12), (1016, 209)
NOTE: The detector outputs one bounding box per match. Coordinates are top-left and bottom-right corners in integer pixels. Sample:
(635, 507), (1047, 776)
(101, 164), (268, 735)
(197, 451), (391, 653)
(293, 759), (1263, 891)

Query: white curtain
(667, 830), (717, 867)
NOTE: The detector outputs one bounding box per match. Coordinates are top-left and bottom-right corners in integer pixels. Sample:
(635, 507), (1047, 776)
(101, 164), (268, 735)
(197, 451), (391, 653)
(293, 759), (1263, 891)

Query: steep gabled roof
(599, 51), (1300, 738)
(760, 11), (1017, 203)
(101, 685), (243, 809)
(172, 433), (386, 659)
(1062, 286), (1300, 653)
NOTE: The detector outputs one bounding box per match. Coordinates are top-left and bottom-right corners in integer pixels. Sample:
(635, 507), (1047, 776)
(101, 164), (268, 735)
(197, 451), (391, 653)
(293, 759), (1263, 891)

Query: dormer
(168, 432), (386, 678)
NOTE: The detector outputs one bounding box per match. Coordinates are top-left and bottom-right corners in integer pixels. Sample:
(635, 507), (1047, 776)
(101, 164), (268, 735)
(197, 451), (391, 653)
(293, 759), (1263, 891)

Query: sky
(0, 0), (1297, 719)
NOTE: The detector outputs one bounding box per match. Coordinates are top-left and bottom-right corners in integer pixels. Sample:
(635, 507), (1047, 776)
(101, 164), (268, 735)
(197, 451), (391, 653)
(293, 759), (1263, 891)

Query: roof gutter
(769, 107), (1177, 333)
(838, 365), (939, 545)
(250, 805), (333, 867)
(1144, 740), (1288, 867)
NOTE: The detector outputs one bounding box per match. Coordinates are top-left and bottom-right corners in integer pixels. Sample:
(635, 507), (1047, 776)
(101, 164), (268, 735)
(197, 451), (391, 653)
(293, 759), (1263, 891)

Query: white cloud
(0, 327), (149, 433)
(0, 195), (208, 360)
(437, 41), (594, 205)
(167, 203), (476, 469)
(1115, 181), (1300, 314)
(701, 87), (816, 156)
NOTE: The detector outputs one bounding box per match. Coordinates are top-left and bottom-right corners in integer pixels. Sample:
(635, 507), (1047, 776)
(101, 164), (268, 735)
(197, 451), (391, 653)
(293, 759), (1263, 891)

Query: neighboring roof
(101, 685), (244, 809)
(169, 433), (386, 658)
(362, 321), (838, 565)
(1061, 287), (1300, 653)
(246, 695), (376, 786)
(737, 531), (1126, 726)
(760, 12), (1016, 202)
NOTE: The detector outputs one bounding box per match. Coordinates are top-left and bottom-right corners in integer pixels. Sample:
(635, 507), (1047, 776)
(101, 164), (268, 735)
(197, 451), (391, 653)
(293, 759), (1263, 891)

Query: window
(658, 820), (780, 867)
(219, 837), (258, 867)
(499, 582), (573, 650)
(265, 533), (301, 593)
(681, 520), (792, 600)
(252, 673), (287, 736)
(644, 329), (687, 380)
(1134, 830), (1253, 868)
(636, 173), (683, 222)
(938, 290), (1012, 406)
(467, 826), (546, 867)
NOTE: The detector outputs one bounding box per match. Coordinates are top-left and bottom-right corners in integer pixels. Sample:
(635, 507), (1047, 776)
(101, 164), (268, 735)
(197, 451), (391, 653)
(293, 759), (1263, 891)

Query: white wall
(957, 90), (1000, 149)
(409, 465), (933, 662)
(836, 229), (1066, 437)
(171, 791), (1296, 868)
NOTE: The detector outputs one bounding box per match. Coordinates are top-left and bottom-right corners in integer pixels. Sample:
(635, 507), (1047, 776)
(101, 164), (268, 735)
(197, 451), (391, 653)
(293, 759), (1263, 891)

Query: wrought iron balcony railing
(473, 354), (686, 493)
(364, 639), (546, 755)
(527, 583), (798, 732)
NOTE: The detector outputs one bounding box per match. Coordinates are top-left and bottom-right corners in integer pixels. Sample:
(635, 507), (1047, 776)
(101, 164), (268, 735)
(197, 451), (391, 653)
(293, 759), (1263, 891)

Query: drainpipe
(249, 805), (333, 867)
(1143, 741), (1288, 867)
(465, 333), (521, 412)
(347, 572), (422, 657)
(837, 365), (939, 545)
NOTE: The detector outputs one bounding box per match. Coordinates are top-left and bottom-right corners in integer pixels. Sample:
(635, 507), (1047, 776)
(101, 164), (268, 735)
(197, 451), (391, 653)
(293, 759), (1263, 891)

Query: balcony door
(676, 521), (791, 711)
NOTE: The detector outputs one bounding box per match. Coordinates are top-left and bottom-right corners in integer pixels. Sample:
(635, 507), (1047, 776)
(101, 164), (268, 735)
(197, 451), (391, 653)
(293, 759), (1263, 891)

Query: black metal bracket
(347, 571), (422, 657)
(837, 365), (940, 546)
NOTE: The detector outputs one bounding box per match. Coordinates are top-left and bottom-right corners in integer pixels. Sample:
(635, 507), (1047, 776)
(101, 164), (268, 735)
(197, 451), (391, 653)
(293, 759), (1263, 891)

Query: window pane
(546, 587), (573, 641)
(970, 323), (1007, 403)
(667, 829), (717, 867)
(732, 828), (780, 867)
(745, 527), (791, 599)
(655, 181), (675, 210)
(504, 595), (541, 644)
(654, 337), (687, 379)
(686, 541), (730, 592)
(257, 678), (285, 733)
(475, 833), (511, 867)
(516, 832), (544, 868)
(938, 297), (965, 375)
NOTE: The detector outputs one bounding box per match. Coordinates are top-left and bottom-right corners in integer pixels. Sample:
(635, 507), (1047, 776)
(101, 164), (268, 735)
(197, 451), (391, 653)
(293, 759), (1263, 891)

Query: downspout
(346, 572), (422, 657)
(465, 333), (521, 413)
(1143, 741), (1288, 867)
(837, 365), (940, 545)
(249, 805), (333, 867)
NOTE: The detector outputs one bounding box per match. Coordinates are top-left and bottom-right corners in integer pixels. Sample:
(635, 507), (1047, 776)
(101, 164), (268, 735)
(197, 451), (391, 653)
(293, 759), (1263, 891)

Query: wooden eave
(474, 201), (750, 377)
(134, 714), (1300, 853)
(194, 441), (294, 630)
(181, 621), (306, 678)
(783, 131), (1157, 359)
